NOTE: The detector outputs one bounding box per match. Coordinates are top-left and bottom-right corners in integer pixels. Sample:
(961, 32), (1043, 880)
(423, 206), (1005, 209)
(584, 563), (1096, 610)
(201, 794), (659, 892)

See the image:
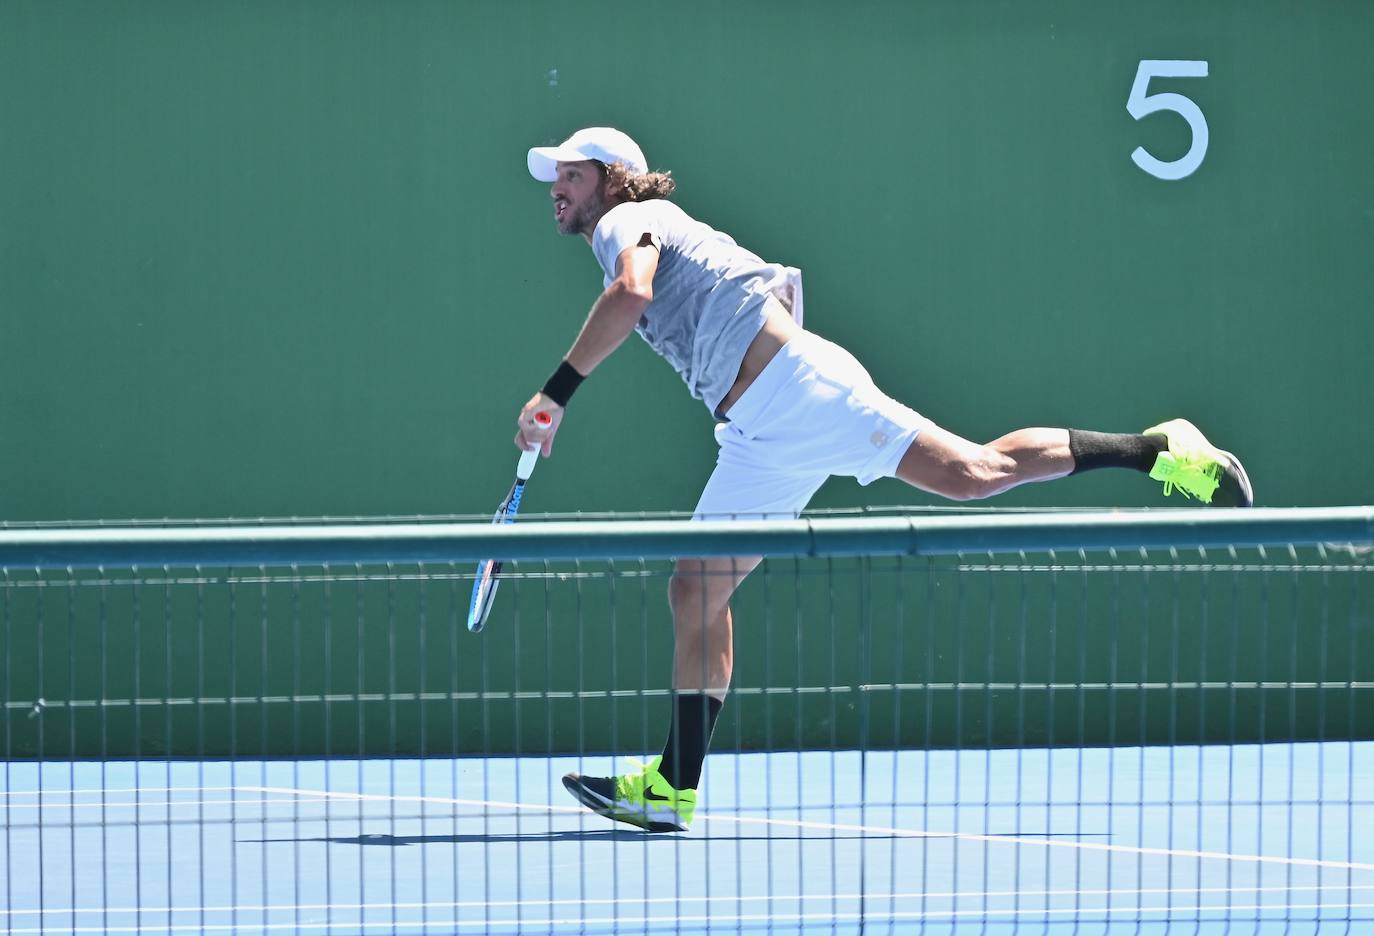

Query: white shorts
(692, 330), (928, 521)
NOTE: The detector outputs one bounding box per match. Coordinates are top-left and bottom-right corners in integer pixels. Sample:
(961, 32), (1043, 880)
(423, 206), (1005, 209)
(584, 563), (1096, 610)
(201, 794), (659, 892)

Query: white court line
(0, 787), (282, 799)
(10, 775), (1374, 874)
(3, 797), (322, 812)
(5, 902), (1374, 934)
(238, 785), (1374, 874)
(6, 884), (1374, 919)
(7, 782), (1373, 876)
(5, 789), (1364, 816)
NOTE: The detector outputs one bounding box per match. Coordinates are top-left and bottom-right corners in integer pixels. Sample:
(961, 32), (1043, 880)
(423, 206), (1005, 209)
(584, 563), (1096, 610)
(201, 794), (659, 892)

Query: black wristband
(541, 360), (585, 407)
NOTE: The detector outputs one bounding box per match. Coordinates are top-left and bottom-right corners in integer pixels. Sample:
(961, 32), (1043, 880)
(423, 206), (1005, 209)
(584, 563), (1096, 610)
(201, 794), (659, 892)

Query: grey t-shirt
(591, 199), (803, 415)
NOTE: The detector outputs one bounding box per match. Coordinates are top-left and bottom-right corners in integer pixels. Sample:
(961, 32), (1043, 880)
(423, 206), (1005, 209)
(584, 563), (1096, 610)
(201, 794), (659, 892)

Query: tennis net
(2, 507), (1372, 934)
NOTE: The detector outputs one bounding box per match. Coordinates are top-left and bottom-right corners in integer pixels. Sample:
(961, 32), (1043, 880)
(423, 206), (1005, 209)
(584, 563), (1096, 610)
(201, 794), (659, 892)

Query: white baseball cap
(527, 127), (648, 182)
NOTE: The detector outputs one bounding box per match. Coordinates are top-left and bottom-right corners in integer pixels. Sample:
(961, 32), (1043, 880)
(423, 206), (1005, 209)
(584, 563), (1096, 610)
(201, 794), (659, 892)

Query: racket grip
(516, 447), (540, 480)
(516, 411), (553, 480)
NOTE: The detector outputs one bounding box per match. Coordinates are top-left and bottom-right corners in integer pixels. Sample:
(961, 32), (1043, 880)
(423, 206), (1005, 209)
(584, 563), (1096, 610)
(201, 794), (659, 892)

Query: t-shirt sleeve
(591, 201), (663, 282)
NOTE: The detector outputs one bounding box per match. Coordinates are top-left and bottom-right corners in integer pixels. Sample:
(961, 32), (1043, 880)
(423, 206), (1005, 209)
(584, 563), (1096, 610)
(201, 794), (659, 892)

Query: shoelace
(1158, 455), (1219, 501)
(620, 758), (690, 802)
(616, 758), (656, 799)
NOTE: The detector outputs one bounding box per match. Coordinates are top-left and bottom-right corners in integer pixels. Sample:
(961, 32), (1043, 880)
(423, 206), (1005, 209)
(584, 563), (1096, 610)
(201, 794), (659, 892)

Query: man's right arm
(564, 236), (658, 374)
(514, 238), (659, 455)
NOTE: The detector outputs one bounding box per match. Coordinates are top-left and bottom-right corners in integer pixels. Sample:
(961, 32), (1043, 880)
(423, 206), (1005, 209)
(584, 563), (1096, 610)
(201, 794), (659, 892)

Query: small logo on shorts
(870, 431), (889, 448)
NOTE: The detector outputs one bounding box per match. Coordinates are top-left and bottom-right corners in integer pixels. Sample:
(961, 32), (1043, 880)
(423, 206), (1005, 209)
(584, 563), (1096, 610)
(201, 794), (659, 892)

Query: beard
(558, 188), (606, 236)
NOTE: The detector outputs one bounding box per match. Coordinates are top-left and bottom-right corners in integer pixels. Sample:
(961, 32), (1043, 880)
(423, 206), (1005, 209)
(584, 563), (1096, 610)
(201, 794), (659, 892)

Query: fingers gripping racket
(467, 411), (552, 633)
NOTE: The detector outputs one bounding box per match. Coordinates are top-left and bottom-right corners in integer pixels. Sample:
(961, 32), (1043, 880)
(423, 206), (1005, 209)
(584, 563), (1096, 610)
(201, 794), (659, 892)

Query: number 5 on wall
(1127, 60), (1209, 180)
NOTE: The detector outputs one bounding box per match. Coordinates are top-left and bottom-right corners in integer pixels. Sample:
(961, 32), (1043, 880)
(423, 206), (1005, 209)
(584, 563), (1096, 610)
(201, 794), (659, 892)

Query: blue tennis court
(5, 743), (1371, 934)
(4, 516), (1371, 932)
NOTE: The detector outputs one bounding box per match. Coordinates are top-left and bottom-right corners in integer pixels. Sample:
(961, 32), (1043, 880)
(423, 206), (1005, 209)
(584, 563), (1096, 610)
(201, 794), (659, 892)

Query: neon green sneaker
(1143, 419), (1254, 507)
(562, 756), (697, 832)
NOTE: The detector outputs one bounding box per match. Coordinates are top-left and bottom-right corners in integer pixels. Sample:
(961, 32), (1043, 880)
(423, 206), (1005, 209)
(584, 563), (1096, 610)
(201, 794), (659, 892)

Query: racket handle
(516, 411), (554, 480)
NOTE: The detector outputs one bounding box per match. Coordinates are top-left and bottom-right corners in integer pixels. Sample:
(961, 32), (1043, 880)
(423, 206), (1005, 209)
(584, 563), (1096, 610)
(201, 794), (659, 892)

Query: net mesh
(2, 513), (1372, 934)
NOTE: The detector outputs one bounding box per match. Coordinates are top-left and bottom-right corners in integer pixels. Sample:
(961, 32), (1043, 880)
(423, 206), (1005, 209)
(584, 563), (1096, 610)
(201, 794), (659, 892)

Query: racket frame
(466, 417), (550, 632)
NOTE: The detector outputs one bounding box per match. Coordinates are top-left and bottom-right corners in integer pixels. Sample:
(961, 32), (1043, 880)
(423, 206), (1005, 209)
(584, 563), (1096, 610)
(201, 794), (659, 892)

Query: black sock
(1067, 430), (1167, 475)
(657, 693), (722, 790)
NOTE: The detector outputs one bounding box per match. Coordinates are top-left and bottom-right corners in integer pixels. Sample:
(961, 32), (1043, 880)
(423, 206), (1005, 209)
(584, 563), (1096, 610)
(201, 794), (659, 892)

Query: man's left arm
(515, 237), (659, 454)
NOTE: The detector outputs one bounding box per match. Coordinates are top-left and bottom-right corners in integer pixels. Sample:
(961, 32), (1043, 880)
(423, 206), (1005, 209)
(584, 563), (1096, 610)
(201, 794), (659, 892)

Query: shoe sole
(562, 773), (686, 833)
(1212, 447), (1254, 508)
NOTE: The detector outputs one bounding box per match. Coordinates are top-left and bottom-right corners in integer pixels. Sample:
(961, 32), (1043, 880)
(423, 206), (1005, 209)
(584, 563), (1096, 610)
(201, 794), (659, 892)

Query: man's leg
(560, 418), (811, 833)
(894, 420), (1252, 506)
(560, 555), (761, 833)
(657, 556), (761, 791)
(894, 424), (1077, 499)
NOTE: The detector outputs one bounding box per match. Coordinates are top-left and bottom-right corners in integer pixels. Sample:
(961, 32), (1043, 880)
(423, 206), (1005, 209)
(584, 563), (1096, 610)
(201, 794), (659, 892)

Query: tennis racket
(467, 410), (552, 633)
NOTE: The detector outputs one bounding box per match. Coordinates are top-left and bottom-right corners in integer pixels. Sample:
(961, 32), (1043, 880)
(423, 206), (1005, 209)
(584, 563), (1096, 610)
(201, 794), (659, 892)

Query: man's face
(550, 160), (607, 236)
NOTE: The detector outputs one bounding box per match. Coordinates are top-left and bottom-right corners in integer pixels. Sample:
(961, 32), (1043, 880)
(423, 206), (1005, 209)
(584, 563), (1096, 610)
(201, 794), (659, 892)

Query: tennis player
(515, 127), (1253, 833)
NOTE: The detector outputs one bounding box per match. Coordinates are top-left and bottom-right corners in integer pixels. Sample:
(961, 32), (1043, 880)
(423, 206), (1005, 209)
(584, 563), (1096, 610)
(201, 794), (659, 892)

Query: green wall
(4, 0), (1372, 521)
(3, 2), (1371, 757)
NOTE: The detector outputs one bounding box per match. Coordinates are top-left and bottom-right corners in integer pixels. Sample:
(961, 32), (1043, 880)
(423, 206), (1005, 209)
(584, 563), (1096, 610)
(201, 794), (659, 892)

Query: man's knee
(668, 566), (700, 614)
(926, 449), (1013, 501)
(668, 558), (754, 618)
(897, 429), (1016, 501)
(946, 460), (1004, 501)
(670, 562), (722, 613)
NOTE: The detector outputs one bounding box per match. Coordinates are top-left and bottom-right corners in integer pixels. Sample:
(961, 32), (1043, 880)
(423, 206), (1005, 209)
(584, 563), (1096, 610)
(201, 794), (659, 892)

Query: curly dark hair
(601, 160), (676, 202)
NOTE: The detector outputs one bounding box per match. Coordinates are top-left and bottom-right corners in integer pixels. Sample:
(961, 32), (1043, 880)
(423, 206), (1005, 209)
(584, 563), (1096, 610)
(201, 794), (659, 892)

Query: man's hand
(515, 393), (563, 456)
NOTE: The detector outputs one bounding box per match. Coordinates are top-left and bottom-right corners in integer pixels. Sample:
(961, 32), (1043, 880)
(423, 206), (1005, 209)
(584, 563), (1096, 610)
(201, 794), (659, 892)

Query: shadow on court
(240, 830), (911, 846)
(243, 830), (674, 846)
